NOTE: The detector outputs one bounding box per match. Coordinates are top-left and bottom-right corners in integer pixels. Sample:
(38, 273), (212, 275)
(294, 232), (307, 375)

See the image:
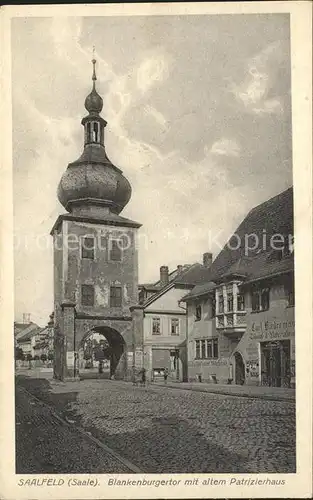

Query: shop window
(227, 293), (234, 312)
(109, 240), (122, 262)
(81, 237), (95, 260)
(286, 279), (295, 307)
(237, 294), (245, 311)
(81, 285), (94, 306)
(218, 294), (224, 314)
(152, 317), (161, 335)
(170, 318), (179, 335)
(110, 286), (122, 308)
(195, 303), (202, 321)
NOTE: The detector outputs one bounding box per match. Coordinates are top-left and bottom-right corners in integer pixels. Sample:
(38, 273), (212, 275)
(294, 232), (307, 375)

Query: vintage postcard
(0, 1), (312, 499)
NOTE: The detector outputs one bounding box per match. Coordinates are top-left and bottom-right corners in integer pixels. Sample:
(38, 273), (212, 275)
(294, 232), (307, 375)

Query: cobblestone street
(16, 372), (296, 474)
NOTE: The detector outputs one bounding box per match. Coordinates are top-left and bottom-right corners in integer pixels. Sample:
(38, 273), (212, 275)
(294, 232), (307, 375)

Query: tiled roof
(173, 263), (212, 285)
(182, 281), (216, 301)
(208, 187), (293, 281)
(141, 263), (213, 308)
(182, 188), (294, 301)
(16, 324), (42, 342)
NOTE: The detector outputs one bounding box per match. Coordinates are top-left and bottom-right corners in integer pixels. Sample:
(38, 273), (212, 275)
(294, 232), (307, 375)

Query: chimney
(23, 313), (31, 324)
(160, 265), (169, 286)
(177, 265), (183, 274)
(203, 252), (213, 268)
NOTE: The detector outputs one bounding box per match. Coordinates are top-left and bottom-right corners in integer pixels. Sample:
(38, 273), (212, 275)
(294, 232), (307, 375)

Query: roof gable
(208, 187), (293, 281)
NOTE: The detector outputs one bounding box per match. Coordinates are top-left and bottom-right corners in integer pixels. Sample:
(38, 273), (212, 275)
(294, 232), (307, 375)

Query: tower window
(109, 240), (122, 262)
(81, 285), (94, 307)
(110, 286), (122, 308)
(87, 122), (91, 143)
(93, 122), (99, 142)
(81, 237), (95, 259)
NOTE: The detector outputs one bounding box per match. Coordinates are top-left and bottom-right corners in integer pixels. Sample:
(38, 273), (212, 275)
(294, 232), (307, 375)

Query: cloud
(209, 138), (241, 158)
(228, 42), (284, 116)
(136, 53), (171, 92)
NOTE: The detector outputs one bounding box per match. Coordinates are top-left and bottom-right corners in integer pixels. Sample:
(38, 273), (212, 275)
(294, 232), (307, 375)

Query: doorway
(234, 352), (245, 385)
(261, 340), (291, 387)
(170, 350), (180, 380)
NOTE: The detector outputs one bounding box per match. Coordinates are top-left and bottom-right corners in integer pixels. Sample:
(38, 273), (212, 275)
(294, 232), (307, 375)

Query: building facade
(183, 188), (295, 388)
(131, 259), (213, 381)
(51, 59), (141, 380)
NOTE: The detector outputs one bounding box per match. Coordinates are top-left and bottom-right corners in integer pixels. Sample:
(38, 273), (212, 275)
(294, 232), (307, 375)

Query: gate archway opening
(78, 326), (126, 380)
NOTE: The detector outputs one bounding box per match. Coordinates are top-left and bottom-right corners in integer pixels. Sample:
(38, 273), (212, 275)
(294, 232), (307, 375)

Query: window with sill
(81, 284), (94, 306)
(109, 240), (122, 262)
(218, 294), (224, 314)
(227, 292), (233, 312)
(152, 317), (161, 335)
(237, 294), (245, 311)
(110, 285), (122, 308)
(81, 237), (95, 260)
(251, 288), (270, 312)
(171, 318), (179, 335)
(195, 338), (218, 360)
(195, 304), (202, 321)
(211, 298), (216, 318)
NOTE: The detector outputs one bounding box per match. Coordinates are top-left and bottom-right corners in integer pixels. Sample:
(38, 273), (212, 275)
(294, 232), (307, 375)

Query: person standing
(139, 367), (146, 387)
(164, 367), (169, 384)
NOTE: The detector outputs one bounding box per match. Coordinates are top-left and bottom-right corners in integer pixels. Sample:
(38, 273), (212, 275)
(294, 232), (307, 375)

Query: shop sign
(206, 358), (228, 366)
(249, 319), (295, 341)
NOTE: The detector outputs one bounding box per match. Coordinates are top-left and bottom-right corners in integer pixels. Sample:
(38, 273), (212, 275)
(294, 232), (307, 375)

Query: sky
(12, 14), (292, 326)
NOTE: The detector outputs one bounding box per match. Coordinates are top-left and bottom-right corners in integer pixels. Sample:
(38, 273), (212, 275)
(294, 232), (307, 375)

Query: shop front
(236, 307), (295, 388)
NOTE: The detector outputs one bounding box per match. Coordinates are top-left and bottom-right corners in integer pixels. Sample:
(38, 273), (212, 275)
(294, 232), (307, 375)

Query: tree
(33, 355), (40, 361)
(94, 340), (111, 373)
(40, 353), (47, 363)
(48, 351), (54, 361)
(26, 353), (32, 369)
(15, 346), (24, 361)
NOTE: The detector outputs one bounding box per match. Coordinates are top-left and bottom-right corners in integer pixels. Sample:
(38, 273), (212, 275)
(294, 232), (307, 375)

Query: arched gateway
(51, 58), (142, 381)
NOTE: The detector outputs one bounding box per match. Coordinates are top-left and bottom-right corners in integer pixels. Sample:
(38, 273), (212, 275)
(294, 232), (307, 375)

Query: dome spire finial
(84, 48), (103, 114)
(92, 46), (97, 90)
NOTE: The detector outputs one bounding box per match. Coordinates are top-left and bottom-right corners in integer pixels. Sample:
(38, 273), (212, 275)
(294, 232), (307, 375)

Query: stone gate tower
(51, 58), (141, 380)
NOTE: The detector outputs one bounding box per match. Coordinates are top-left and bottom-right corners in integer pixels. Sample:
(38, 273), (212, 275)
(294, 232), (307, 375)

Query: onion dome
(57, 56), (132, 217)
(84, 58), (103, 114)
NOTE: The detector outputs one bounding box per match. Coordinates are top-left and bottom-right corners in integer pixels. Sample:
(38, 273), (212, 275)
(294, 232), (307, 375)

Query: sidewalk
(153, 380), (295, 402)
